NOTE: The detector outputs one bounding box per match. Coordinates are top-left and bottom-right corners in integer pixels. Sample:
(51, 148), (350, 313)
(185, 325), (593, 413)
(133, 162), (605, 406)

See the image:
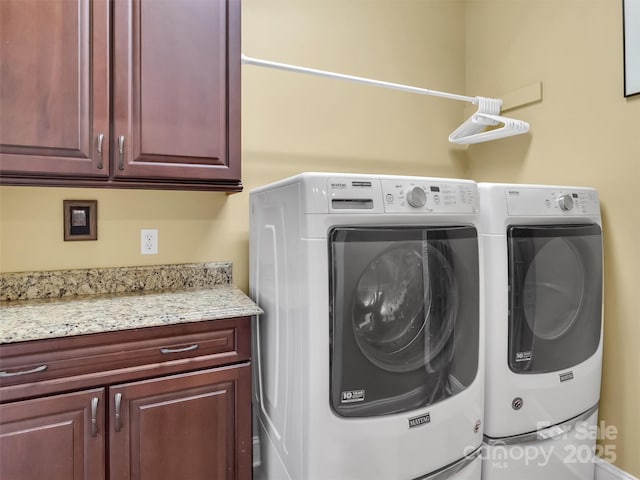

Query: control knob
(406, 186), (427, 208)
(557, 194), (574, 211)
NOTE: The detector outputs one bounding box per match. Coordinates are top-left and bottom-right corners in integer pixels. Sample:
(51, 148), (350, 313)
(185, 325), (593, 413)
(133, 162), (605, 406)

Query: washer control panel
(381, 179), (477, 214)
(506, 187), (600, 216)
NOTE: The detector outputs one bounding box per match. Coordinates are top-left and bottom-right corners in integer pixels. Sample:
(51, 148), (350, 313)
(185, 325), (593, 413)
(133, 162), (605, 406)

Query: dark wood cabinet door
(109, 363), (251, 480)
(0, 0), (109, 178)
(112, 0), (240, 184)
(0, 388), (105, 480)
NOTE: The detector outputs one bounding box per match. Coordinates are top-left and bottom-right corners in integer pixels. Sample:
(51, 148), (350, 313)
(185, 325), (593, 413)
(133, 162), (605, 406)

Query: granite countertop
(0, 285), (263, 344)
(0, 263), (263, 344)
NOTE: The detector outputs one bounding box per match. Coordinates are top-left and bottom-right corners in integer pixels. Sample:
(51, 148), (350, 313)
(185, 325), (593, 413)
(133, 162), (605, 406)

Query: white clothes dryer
(478, 183), (603, 480)
(250, 173), (485, 480)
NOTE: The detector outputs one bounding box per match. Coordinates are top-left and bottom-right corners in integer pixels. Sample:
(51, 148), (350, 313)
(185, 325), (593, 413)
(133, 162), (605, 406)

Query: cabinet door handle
(96, 133), (104, 169)
(91, 397), (99, 437)
(160, 344), (199, 355)
(117, 135), (125, 170)
(114, 392), (123, 432)
(0, 364), (47, 377)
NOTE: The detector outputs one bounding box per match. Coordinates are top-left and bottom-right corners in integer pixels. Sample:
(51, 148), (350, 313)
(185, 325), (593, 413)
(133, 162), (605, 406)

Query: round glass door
(330, 226), (479, 417)
(523, 238), (586, 340)
(508, 224), (602, 374)
(351, 242), (457, 373)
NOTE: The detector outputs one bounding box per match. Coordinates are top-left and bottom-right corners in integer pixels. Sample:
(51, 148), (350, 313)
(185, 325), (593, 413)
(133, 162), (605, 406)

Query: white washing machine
(478, 183), (603, 480)
(250, 172), (485, 480)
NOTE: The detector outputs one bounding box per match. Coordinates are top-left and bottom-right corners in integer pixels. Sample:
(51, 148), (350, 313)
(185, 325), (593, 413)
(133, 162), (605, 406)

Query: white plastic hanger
(242, 54), (530, 145)
(447, 97), (530, 144)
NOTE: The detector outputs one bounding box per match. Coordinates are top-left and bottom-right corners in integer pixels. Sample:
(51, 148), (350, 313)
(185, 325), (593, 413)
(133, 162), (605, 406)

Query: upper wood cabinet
(113, 0), (240, 185)
(0, 0), (110, 178)
(0, 0), (241, 192)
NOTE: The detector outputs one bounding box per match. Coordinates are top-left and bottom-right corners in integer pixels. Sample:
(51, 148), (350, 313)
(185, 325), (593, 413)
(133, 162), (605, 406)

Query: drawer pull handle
(91, 397), (99, 437)
(0, 364), (47, 377)
(96, 133), (104, 169)
(114, 393), (123, 432)
(118, 135), (125, 170)
(160, 344), (199, 355)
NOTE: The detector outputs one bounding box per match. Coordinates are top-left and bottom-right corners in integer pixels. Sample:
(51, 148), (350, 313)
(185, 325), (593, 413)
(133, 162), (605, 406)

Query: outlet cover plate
(141, 229), (158, 255)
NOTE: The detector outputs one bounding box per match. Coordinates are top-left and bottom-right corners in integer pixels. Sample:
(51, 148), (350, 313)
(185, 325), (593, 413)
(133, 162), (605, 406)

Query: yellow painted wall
(464, 0), (640, 475)
(0, 0), (467, 290)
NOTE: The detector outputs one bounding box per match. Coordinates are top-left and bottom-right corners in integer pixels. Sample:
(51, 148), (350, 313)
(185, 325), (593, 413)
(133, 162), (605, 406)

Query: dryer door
(507, 224), (602, 374)
(329, 226), (479, 417)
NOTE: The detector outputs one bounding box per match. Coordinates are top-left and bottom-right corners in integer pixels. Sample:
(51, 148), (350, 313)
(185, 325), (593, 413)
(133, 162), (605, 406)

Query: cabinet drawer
(0, 317), (250, 395)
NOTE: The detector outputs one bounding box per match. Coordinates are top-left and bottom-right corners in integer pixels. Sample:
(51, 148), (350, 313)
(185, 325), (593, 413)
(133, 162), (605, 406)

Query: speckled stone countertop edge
(0, 284), (263, 344)
(0, 262), (233, 302)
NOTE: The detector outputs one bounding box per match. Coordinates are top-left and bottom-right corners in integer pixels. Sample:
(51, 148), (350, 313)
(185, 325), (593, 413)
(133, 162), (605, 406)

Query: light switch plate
(64, 200), (97, 241)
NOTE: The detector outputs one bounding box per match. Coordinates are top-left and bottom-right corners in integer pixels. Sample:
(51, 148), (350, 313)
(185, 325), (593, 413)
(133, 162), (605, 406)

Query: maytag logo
(408, 413), (431, 429)
(508, 190), (521, 196)
(515, 351), (532, 362)
(560, 371), (574, 383)
(331, 182), (347, 189)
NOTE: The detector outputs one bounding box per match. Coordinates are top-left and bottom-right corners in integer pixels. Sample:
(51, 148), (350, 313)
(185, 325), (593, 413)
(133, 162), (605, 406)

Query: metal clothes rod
(241, 53), (530, 144)
(241, 54), (479, 105)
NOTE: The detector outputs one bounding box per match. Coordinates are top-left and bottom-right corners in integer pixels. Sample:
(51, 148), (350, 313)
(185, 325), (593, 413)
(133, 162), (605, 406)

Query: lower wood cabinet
(0, 388), (106, 480)
(0, 317), (252, 480)
(110, 365), (250, 480)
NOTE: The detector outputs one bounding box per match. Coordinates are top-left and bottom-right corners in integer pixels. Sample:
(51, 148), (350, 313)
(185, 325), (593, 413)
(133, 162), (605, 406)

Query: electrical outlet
(141, 229), (158, 255)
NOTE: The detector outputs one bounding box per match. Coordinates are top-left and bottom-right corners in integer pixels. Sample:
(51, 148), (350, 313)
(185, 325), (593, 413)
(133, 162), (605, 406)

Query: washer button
(512, 397), (524, 410)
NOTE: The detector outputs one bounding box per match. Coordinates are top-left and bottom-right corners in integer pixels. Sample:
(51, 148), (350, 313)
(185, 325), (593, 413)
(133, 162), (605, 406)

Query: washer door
(508, 224), (602, 374)
(352, 241), (457, 373)
(329, 226), (479, 417)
